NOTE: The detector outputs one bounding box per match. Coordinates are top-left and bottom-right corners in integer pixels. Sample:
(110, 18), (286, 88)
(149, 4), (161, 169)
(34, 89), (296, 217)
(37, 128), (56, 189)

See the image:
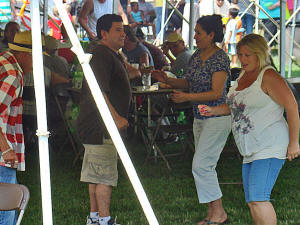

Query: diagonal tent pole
(153, 0), (184, 45)
(52, 1), (160, 225)
(267, 7), (300, 48)
(31, 1), (53, 225)
(280, 0), (286, 77)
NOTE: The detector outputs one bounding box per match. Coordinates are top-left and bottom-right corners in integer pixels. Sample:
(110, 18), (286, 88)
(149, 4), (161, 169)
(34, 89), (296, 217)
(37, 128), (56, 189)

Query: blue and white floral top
(183, 49), (231, 119)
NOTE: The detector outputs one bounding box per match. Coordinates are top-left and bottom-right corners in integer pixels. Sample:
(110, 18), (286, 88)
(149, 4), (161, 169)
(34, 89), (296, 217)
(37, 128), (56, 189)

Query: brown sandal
(205, 218), (230, 225)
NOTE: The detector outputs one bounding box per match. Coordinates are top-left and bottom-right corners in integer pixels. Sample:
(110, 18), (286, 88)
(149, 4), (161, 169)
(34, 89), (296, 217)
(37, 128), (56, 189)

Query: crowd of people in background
(0, 1), (300, 225)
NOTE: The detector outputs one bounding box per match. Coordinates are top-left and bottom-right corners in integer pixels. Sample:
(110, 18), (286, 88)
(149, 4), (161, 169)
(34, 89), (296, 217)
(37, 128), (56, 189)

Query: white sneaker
(107, 218), (121, 225)
(86, 216), (98, 225)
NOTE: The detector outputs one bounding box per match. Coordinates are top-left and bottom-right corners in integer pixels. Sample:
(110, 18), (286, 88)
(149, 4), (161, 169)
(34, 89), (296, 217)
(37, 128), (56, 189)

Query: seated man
(122, 25), (154, 67)
(162, 32), (192, 78)
(138, 0), (156, 23)
(129, 1), (156, 38)
(23, 36), (70, 148)
(0, 21), (20, 52)
(129, 2), (146, 26)
(136, 28), (169, 70)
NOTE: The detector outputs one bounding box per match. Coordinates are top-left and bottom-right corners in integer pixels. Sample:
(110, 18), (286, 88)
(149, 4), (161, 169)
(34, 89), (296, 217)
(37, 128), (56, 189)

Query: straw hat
(166, 32), (183, 43)
(8, 31), (48, 55)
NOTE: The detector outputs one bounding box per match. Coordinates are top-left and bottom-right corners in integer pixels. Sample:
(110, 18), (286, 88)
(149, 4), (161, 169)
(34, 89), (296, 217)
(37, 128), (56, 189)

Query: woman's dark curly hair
(196, 14), (224, 43)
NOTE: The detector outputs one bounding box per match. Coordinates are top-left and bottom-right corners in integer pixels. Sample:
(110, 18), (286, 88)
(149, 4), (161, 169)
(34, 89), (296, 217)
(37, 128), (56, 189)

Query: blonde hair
(52, 6), (59, 18)
(64, 3), (71, 13)
(237, 34), (271, 70)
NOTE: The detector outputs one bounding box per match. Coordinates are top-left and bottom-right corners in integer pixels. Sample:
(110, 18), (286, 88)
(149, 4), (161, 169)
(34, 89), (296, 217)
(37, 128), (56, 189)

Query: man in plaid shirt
(0, 31), (39, 225)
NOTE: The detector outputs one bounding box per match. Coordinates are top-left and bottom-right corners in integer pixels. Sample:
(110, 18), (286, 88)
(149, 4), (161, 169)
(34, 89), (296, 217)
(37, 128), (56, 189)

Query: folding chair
(143, 100), (194, 170)
(0, 183), (30, 225)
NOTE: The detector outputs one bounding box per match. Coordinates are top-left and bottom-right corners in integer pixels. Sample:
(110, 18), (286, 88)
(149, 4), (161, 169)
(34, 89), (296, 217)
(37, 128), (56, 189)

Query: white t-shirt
(199, 0), (214, 16)
(225, 18), (237, 44)
(87, 0), (113, 35)
(214, 0), (230, 17)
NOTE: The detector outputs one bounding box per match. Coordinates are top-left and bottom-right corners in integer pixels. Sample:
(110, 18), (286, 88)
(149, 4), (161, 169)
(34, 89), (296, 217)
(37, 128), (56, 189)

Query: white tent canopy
(30, 0), (299, 224)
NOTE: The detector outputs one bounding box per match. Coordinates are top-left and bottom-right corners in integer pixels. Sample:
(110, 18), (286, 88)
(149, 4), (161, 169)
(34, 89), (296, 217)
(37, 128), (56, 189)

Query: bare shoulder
(263, 68), (285, 84)
(262, 67), (289, 95)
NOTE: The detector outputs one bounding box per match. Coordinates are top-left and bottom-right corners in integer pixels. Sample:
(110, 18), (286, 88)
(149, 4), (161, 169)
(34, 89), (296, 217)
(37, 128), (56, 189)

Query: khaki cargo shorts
(80, 139), (118, 186)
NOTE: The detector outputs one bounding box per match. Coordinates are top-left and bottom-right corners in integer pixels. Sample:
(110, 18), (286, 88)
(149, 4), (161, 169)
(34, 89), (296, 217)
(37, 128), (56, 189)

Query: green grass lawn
(17, 137), (300, 225)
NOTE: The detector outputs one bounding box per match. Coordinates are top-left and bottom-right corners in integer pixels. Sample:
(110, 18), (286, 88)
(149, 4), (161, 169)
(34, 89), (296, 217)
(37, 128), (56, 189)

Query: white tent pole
(267, 7), (300, 47)
(188, 0), (194, 49)
(160, 0), (167, 43)
(153, 0), (185, 45)
(255, 0), (259, 33)
(52, 1), (160, 224)
(43, 0), (48, 34)
(113, 0), (118, 14)
(31, 1), (53, 225)
(280, 0), (286, 77)
(287, 0), (298, 78)
(238, 1), (255, 21)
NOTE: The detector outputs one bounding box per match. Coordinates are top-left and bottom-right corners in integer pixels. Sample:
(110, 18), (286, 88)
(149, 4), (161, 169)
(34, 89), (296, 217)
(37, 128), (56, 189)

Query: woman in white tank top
(198, 34), (300, 225)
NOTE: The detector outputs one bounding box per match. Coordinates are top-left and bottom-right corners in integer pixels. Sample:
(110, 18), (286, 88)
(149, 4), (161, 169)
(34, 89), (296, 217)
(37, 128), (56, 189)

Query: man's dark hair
(229, 8), (239, 19)
(130, 2), (138, 7)
(124, 25), (138, 42)
(135, 27), (145, 40)
(96, 14), (123, 40)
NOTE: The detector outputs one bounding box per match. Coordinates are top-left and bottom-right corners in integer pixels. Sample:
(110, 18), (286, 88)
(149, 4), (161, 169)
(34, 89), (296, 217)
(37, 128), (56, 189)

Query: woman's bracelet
(1, 148), (12, 156)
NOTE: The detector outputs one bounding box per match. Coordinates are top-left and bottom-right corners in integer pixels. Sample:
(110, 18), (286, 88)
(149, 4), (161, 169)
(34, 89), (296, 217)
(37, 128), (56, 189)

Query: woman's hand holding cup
(198, 105), (214, 117)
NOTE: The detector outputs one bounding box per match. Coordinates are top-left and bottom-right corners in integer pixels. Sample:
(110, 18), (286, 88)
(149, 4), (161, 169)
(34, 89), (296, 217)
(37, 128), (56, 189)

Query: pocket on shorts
(87, 152), (117, 178)
(80, 145), (118, 186)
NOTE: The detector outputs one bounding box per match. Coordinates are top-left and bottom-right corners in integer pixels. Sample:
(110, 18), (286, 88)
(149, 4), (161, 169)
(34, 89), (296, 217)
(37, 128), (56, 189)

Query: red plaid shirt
(0, 51), (25, 171)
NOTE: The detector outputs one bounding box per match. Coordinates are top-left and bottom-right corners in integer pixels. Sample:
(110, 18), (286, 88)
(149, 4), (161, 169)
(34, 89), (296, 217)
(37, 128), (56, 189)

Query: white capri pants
(192, 116), (231, 203)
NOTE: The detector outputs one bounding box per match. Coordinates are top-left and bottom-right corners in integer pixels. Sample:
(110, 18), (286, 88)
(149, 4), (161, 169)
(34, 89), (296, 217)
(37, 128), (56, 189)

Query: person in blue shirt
(259, 0), (280, 45)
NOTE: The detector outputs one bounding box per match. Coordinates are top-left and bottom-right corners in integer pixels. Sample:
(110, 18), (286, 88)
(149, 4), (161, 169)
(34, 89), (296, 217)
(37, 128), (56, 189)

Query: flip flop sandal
(198, 219), (209, 225)
(206, 218), (230, 225)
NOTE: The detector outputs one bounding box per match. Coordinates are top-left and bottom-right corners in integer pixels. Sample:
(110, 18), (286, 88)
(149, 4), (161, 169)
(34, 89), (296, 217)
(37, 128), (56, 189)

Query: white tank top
(227, 66), (289, 163)
(87, 0), (113, 35)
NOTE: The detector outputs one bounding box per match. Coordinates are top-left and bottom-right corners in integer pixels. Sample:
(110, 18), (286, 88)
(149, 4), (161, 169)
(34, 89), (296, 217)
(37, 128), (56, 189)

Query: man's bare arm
(0, 128), (18, 167)
(78, 0), (97, 40)
(118, 0), (128, 24)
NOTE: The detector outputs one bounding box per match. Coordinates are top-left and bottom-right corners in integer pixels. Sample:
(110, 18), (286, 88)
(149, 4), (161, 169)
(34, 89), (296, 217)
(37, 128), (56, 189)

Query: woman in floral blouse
(199, 34), (300, 225)
(152, 14), (231, 225)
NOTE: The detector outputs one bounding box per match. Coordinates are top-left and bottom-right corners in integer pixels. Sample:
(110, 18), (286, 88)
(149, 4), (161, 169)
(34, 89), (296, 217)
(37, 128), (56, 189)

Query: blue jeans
(240, 13), (255, 35)
(262, 18), (280, 45)
(242, 158), (285, 203)
(0, 166), (18, 225)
